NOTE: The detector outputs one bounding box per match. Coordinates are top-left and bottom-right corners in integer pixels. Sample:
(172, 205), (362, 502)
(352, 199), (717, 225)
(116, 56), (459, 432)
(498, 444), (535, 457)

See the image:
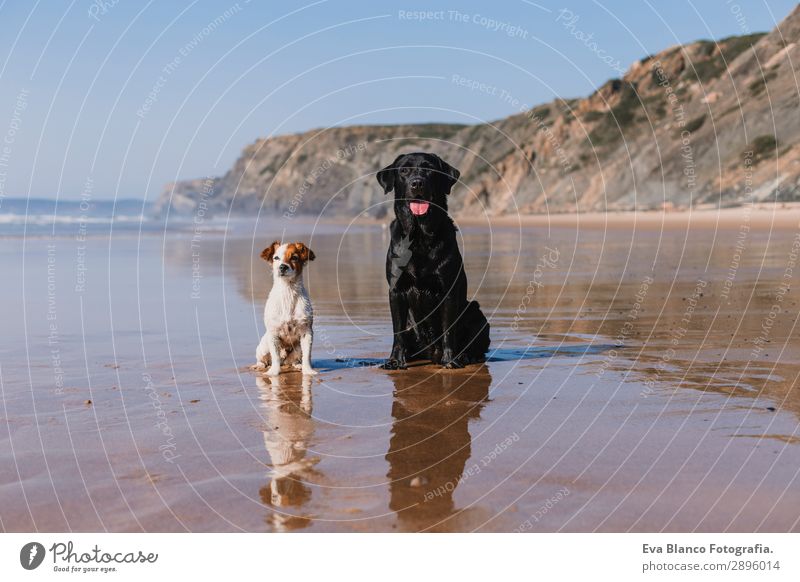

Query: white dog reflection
(257, 374), (319, 531)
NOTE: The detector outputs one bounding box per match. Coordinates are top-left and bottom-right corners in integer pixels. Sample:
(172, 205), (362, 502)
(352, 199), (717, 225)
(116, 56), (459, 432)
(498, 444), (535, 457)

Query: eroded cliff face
(155, 6), (800, 219)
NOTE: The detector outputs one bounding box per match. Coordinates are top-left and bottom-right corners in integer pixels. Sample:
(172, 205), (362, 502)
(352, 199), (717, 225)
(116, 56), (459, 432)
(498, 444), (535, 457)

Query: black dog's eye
(399, 167), (410, 176)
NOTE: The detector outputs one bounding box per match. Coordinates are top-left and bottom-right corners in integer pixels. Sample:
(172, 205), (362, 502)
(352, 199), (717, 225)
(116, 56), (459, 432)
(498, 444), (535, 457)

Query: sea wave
(0, 213), (147, 225)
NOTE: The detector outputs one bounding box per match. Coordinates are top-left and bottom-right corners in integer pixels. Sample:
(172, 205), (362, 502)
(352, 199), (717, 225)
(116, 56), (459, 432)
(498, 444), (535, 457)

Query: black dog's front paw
(442, 360), (464, 369)
(381, 358), (407, 370)
(381, 345), (408, 370)
(441, 351), (465, 369)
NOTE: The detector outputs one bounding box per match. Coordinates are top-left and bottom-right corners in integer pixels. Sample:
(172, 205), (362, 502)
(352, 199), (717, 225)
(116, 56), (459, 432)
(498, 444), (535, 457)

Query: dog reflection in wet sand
(257, 374), (319, 531)
(385, 366), (491, 531)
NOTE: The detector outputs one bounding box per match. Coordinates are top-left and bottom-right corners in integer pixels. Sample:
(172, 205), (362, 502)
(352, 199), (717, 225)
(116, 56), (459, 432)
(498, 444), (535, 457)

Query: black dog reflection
(385, 366), (491, 531)
(257, 374), (319, 531)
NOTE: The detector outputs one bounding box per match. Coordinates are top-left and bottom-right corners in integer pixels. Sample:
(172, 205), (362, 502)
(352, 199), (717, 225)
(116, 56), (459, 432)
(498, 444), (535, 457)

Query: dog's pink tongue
(409, 201), (430, 215)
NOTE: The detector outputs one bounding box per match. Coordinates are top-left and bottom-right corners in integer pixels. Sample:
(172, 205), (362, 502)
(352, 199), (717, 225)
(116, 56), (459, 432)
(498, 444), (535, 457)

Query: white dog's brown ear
(294, 242), (315, 262)
(260, 240), (280, 261)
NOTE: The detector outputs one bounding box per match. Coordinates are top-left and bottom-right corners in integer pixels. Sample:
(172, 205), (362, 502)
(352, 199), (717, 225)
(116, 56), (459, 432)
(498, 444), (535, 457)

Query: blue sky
(0, 0), (795, 201)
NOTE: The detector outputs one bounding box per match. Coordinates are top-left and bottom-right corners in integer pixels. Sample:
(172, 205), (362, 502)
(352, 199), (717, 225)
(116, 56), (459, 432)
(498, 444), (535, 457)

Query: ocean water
(0, 198), (158, 237)
(1, 211), (800, 532)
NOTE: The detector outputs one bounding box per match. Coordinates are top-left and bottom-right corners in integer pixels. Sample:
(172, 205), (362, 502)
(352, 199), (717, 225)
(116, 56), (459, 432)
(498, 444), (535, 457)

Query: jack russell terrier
(255, 241), (317, 376)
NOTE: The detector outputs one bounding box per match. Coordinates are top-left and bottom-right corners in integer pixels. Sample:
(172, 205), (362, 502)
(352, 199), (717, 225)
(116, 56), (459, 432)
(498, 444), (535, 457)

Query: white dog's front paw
(266, 366), (281, 377)
(252, 362), (267, 371)
(301, 367), (318, 376)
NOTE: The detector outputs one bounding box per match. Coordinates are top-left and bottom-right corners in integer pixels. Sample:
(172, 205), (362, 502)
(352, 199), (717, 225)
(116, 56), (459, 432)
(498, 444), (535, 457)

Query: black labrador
(377, 152), (490, 369)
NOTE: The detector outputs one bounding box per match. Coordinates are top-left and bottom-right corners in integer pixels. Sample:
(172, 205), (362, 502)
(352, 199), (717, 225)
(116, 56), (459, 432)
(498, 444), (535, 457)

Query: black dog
(377, 152), (490, 369)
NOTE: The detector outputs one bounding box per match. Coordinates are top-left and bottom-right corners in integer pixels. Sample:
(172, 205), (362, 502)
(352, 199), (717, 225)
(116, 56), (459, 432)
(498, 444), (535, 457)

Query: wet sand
(2, 213), (800, 532)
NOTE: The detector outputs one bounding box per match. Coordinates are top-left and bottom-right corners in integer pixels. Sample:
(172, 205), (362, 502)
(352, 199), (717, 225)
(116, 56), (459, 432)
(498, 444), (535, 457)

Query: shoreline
(334, 203), (800, 232)
(469, 204), (800, 231)
(6, 204), (800, 239)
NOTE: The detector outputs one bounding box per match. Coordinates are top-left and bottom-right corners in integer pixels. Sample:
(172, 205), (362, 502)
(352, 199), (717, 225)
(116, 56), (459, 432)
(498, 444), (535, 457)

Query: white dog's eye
(273, 256), (279, 261)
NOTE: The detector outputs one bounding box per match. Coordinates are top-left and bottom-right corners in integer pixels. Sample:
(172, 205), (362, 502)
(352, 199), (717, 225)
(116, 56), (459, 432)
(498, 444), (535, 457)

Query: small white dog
(255, 240), (317, 376)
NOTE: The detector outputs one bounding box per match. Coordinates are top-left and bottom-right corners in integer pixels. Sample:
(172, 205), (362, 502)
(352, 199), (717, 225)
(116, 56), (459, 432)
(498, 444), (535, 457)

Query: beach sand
(2, 209), (800, 532)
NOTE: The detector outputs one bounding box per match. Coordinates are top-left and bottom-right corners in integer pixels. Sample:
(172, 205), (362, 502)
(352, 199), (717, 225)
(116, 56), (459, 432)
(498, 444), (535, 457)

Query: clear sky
(0, 0), (795, 201)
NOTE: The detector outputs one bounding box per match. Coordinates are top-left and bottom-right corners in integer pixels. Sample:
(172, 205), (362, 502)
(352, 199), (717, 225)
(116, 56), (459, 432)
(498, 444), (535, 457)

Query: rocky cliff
(155, 6), (800, 218)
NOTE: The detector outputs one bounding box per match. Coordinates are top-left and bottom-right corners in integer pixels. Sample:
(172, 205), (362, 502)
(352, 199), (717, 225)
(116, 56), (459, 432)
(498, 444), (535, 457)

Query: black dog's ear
(433, 154), (460, 194)
(377, 155), (403, 194)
